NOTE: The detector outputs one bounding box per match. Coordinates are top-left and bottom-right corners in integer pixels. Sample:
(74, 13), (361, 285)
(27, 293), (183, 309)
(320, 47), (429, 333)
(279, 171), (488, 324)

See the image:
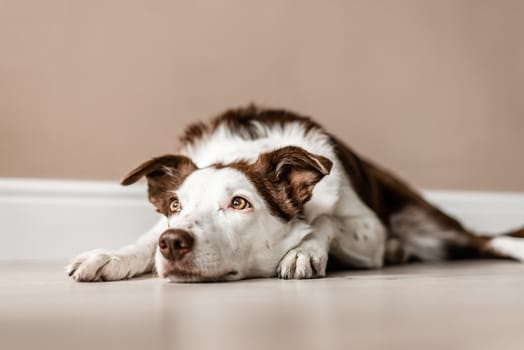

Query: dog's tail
(506, 227), (524, 238)
(480, 226), (524, 261)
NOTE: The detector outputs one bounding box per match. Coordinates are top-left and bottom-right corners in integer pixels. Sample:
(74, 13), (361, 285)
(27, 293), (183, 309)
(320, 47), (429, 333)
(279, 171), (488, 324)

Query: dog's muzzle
(158, 229), (194, 261)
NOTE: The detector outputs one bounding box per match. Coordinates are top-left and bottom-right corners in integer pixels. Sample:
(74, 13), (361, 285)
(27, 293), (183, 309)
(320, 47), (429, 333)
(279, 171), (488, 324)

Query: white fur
(487, 236), (524, 261)
(68, 120), (386, 282)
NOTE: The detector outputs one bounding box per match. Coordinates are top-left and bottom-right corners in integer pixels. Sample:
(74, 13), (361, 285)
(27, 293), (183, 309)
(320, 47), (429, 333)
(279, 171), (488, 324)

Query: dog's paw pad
(66, 250), (126, 282)
(277, 249), (327, 279)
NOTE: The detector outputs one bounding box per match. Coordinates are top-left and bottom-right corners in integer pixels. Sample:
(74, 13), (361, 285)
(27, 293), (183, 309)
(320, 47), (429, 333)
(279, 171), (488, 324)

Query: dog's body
(67, 106), (524, 282)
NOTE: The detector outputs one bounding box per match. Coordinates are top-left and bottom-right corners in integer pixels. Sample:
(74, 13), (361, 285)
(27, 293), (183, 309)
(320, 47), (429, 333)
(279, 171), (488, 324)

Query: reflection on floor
(1, 261), (523, 350)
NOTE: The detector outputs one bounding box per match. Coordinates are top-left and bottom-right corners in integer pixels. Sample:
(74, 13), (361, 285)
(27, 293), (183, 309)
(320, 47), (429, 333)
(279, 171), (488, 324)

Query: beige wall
(1, 1), (523, 191)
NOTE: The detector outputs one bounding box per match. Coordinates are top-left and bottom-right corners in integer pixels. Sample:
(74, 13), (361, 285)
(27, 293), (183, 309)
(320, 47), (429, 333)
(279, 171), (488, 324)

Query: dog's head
(122, 146), (332, 282)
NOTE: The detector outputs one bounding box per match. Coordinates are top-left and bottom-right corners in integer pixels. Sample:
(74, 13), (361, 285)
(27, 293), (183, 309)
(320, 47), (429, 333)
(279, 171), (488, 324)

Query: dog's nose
(158, 229), (194, 261)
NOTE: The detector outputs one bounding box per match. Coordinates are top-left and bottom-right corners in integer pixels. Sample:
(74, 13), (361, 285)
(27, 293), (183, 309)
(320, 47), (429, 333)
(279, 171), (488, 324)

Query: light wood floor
(1, 261), (523, 350)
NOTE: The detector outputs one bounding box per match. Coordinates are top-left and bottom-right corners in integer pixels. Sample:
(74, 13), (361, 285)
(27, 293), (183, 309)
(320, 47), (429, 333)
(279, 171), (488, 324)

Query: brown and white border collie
(67, 105), (524, 282)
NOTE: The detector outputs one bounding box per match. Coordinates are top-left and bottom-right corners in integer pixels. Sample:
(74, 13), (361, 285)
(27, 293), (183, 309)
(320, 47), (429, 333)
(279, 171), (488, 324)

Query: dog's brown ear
(254, 146), (333, 209)
(121, 155), (196, 186)
(121, 155), (197, 214)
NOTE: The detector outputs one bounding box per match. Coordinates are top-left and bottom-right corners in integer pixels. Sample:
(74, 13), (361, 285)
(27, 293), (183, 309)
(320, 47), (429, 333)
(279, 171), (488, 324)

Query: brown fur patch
(121, 155), (197, 215)
(178, 104), (323, 150)
(178, 121), (209, 146)
(211, 104), (322, 139)
(221, 146), (332, 221)
(507, 228), (524, 238)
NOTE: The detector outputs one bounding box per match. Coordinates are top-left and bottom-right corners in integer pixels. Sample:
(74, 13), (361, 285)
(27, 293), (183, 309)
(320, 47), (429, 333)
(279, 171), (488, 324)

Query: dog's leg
(329, 214), (387, 269)
(66, 219), (167, 282)
(277, 215), (335, 279)
(387, 205), (524, 262)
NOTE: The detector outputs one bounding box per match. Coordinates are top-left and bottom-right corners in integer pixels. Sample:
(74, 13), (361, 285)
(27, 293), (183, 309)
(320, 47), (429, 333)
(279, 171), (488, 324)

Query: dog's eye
(229, 196), (251, 210)
(169, 198), (181, 213)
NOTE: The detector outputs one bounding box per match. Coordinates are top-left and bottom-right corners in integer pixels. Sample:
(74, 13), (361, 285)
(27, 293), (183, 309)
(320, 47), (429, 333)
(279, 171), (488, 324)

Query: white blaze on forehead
(174, 167), (262, 210)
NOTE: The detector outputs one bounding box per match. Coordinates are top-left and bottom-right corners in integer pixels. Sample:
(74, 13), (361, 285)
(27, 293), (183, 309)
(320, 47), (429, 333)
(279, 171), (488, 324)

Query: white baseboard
(1, 178), (523, 262)
(0, 178), (160, 262)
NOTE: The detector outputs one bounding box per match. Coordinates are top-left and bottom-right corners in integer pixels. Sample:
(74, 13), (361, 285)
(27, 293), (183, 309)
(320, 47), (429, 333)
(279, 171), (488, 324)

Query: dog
(67, 105), (524, 282)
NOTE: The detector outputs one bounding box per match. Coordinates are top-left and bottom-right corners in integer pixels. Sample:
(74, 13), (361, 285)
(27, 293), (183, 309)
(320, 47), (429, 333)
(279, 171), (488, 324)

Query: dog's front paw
(66, 249), (131, 282)
(277, 248), (327, 279)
